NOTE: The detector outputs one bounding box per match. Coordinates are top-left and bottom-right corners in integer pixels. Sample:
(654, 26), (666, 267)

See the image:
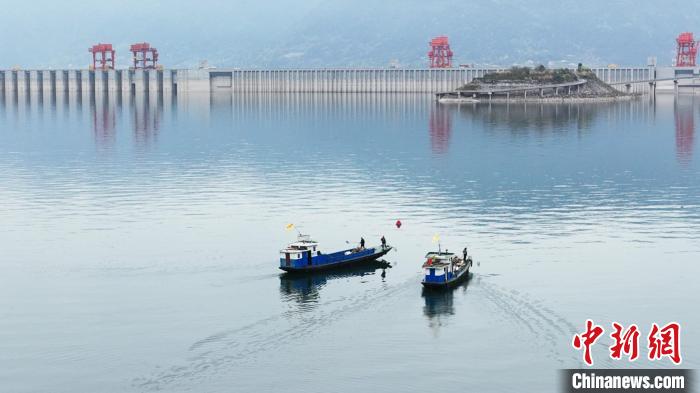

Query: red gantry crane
(676, 32), (698, 67)
(428, 36), (453, 68)
(89, 43), (115, 70)
(130, 42), (159, 69)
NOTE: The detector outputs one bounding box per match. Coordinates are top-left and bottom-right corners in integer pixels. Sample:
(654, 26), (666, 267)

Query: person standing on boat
(463, 247), (468, 262)
(360, 237), (365, 250)
(381, 235), (386, 249)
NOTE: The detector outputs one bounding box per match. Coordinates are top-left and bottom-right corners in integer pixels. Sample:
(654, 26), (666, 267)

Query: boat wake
(135, 272), (624, 390)
(133, 277), (415, 391)
(474, 276), (617, 367)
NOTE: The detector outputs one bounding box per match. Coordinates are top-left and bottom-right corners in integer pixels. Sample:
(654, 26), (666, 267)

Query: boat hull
(421, 265), (471, 289)
(279, 246), (392, 272)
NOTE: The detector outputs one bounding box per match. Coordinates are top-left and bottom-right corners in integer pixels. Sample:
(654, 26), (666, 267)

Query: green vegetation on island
(450, 64), (628, 100)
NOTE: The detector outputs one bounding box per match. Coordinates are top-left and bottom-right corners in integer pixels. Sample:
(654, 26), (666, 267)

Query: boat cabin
(423, 251), (456, 266)
(422, 251), (463, 283)
(280, 234), (320, 262)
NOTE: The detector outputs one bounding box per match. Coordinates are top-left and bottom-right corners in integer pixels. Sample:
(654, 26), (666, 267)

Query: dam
(0, 66), (664, 96)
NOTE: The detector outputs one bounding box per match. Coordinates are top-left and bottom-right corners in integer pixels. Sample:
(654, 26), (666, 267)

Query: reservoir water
(1, 92), (699, 392)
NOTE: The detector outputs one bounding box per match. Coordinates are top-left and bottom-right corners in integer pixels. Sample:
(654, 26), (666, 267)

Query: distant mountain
(1, 0), (698, 69)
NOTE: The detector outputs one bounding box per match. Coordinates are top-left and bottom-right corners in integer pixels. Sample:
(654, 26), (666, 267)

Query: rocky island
(437, 65), (634, 103)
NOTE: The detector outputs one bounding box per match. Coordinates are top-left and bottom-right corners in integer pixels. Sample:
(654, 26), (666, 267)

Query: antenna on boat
(286, 223), (303, 237)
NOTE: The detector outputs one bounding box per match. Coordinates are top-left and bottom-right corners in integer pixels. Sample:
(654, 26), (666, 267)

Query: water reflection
(279, 260), (391, 310)
(208, 92), (431, 124)
(81, 91), (166, 149)
(91, 93), (116, 149)
(132, 93), (162, 149)
(429, 103), (451, 154)
(422, 274), (471, 330)
(451, 100), (654, 134)
(2, 92), (682, 157)
(2, 92), (697, 227)
(674, 95), (695, 165)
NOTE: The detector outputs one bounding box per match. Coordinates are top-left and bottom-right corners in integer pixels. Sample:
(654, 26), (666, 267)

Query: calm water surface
(1, 91), (699, 392)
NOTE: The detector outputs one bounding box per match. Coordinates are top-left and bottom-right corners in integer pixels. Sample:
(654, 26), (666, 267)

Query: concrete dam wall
(0, 67), (654, 96)
(0, 69), (177, 95)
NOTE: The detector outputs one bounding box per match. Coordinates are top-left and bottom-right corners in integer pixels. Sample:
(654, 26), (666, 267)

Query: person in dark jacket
(381, 235), (387, 249)
(463, 247), (468, 262)
(360, 237), (365, 249)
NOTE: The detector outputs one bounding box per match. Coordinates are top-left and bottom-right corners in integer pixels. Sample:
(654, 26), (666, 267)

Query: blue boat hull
(279, 246), (392, 272)
(421, 264), (471, 289)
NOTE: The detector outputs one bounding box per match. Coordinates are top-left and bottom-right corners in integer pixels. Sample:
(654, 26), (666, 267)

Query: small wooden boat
(279, 234), (392, 272)
(421, 250), (472, 288)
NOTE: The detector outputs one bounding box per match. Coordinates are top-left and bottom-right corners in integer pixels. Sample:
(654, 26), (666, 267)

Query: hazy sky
(1, 0), (700, 68)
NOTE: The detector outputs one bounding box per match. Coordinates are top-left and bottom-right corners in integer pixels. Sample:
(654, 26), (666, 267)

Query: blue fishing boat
(279, 234), (393, 272)
(421, 249), (472, 288)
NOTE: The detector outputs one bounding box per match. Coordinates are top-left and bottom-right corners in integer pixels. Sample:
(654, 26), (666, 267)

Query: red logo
(573, 321), (682, 366)
(610, 323), (640, 361)
(648, 322), (682, 364)
(572, 319), (604, 366)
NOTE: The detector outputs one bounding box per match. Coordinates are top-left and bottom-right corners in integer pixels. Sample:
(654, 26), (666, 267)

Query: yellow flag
(285, 223), (295, 231)
(432, 233), (440, 243)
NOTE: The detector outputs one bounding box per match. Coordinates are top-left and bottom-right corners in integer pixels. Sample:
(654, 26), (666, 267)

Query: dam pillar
(107, 70), (118, 92)
(55, 71), (66, 92)
(41, 71), (54, 95)
(132, 70), (145, 93)
(95, 70), (108, 93)
(148, 70), (160, 94)
(122, 70), (134, 94)
(162, 70), (173, 93)
(17, 71), (29, 93)
(7, 71), (15, 95)
(25, 71), (34, 93)
(74, 70), (83, 94)
(7, 71), (18, 95)
(80, 70), (93, 95)
(29, 70), (42, 92)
